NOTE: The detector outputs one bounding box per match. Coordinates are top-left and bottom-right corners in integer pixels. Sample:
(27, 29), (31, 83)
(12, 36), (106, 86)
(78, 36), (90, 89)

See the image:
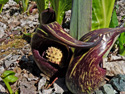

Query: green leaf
(45, 0), (50, 9)
(109, 9), (118, 28)
(4, 75), (18, 83)
(70, 0), (92, 40)
(35, 0), (45, 14)
(1, 70), (18, 83)
(35, 0), (46, 24)
(1, 70), (18, 93)
(0, 0), (8, 4)
(0, 0), (8, 13)
(92, 0), (115, 31)
(117, 32), (125, 56)
(108, 8), (125, 56)
(0, 4), (3, 13)
(115, 4), (119, 9)
(23, 33), (31, 37)
(1, 70), (15, 78)
(50, 0), (72, 24)
(22, 0), (29, 12)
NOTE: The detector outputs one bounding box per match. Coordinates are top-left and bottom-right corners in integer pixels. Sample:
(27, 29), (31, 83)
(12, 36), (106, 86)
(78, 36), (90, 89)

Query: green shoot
(0, 4), (4, 13)
(0, 0), (9, 13)
(1, 70), (18, 94)
(50, 0), (72, 25)
(22, 0), (29, 12)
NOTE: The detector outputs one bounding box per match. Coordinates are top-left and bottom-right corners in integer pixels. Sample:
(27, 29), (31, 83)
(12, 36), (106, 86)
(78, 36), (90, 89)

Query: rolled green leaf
(70, 0), (92, 39)
(92, 0), (115, 30)
(66, 28), (125, 94)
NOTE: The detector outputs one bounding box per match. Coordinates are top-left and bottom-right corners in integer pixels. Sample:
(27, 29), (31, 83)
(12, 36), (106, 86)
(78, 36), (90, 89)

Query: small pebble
(38, 77), (46, 91)
(21, 55), (29, 62)
(101, 84), (115, 94)
(0, 83), (6, 92)
(109, 74), (125, 92)
(0, 66), (5, 74)
(95, 90), (103, 94)
(120, 91), (125, 94)
(0, 49), (5, 53)
(4, 60), (14, 68)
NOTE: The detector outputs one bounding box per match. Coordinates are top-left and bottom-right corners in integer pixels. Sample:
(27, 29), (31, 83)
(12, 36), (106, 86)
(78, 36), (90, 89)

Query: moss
(0, 38), (27, 59)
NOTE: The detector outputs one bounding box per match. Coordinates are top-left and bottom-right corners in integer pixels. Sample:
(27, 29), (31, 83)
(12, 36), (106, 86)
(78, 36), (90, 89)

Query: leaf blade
(109, 9), (119, 28)
(70, 0), (92, 39)
(50, 0), (72, 24)
(92, 0), (115, 30)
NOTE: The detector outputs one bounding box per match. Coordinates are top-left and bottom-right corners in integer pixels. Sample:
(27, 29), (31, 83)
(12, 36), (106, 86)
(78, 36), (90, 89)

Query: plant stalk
(3, 79), (13, 94)
(0, 4), (4, 13)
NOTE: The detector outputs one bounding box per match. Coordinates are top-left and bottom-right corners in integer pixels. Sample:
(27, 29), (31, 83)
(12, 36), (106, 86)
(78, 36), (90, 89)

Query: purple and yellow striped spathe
(66, 28), (125, 94)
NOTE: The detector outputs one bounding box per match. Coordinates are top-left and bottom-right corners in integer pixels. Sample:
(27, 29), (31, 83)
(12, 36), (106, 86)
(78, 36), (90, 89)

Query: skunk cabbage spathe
(66, 28), (125, 94)
(31, 21), (102, 78)
(31, 18), (125, 93)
